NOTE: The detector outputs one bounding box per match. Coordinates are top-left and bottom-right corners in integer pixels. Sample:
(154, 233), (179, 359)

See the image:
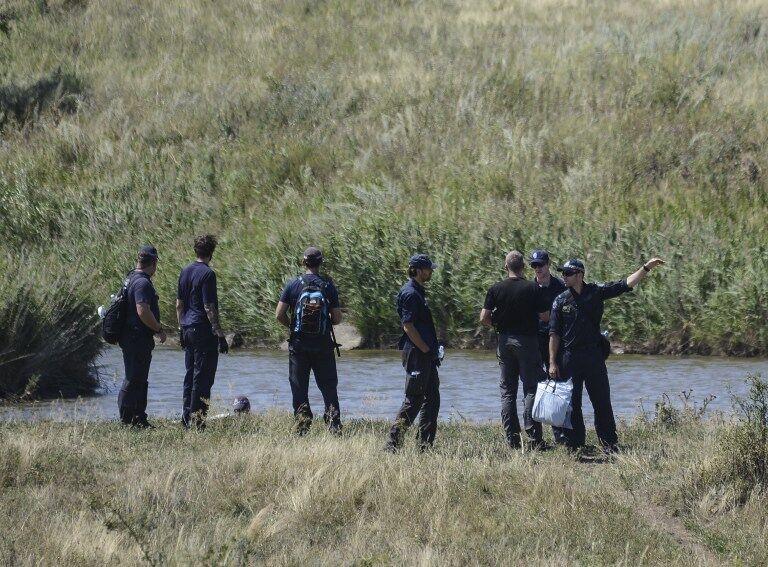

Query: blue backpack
(292, 276), (330, 337)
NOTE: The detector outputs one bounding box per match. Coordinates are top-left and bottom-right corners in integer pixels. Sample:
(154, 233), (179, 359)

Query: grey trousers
(498, 333), (546, 445)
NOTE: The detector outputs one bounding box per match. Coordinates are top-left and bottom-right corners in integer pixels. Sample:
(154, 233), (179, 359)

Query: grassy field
(3, 0), (768, 395)
(1, 380), (767, 566)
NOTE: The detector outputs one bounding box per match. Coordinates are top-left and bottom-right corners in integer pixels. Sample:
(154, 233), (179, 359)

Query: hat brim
(556, 266), (584, 273)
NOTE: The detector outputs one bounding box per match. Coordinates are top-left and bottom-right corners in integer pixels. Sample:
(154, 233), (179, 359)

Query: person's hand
(179, 328), (185, 349)
(218, 335), (229, 354)
(644, 258), (665, 270)
(157, 328), (167, 344)
(549, 362), (560, 379)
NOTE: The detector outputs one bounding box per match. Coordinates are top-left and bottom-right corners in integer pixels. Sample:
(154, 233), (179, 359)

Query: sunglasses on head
(531, 262), (545, 268)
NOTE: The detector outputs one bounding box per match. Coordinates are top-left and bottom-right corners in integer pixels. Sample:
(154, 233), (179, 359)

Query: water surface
(1, 347), (766, 423)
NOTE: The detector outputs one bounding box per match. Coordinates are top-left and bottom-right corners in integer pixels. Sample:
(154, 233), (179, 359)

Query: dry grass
(1, 410), (766, 565)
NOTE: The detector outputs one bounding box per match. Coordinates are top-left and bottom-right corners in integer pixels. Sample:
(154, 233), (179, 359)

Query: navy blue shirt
(177, 261), (218, 327)
(125, 271), (160, 337)
(549, 280), (631, 351)
(536, 275), (567, 337)
(397, 278), (439, 355)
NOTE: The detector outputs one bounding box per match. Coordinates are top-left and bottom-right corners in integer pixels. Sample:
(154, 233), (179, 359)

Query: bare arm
(479, 308), (493, 327)
(330, 307), (342, 325)
(403, 322), (430, 353)
(176, 299), (184, 327)
(204, 303), (225, 338)
(137, 303), (166, 343)
(275, 301), (291, 329)
(548, 334), (561, 378)
(627, 257), (665, 289)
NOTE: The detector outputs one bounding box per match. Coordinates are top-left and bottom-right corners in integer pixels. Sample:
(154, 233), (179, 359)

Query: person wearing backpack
(118, 245), (166, 428)
(275, 246), (343, 435)
(385, 254), (442, 453)
(176, 234), (229, 431)
(548, 257), (665, 454)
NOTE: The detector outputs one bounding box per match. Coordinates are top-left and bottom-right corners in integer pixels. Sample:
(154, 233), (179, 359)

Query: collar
(409, 278), (426, 293)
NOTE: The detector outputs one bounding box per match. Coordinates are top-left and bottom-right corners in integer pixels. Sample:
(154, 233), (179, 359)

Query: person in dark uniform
(386, 254), (442, 452)
(118, 245), (166, 428)
(549, 257), (665, 453)
(176, 234), (229, 431)
(480, 251), (550, 449)
(530, 249), (568, 445)
(275, 246), (343, 435)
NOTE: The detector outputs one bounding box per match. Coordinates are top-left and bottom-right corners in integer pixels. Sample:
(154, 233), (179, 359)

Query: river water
(1, 347), (766, 423)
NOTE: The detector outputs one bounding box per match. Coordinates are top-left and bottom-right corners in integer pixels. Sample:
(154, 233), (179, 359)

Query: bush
(0, 272), (103, 400)
(695, 375), (768, 506)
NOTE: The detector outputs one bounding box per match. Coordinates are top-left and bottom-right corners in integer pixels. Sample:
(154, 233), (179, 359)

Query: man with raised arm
(549, 257), (665, 454)
(177, 234), (228, 430)
(118, 245), (166, 428)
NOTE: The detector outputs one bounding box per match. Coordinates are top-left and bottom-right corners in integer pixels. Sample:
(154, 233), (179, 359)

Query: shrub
(0, 273), (103, 400)
(695, 375), (768, 506)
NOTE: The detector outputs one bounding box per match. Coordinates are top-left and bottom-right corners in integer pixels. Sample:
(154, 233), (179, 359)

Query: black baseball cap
(530, 250), (550, 266)
(233, 396), (251, 413)
(138, 245), (159, 259)
(557, 259), (585, 273)
(409, 254), (437, 269)
(303, 246), (323, 264)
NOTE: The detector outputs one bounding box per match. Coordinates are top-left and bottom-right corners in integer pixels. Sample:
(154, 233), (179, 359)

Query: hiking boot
(526, 438), (548, 451)
(508, 433), (522, 450)
(383, 443), (398, 454)
(602, 443), (620, 456)
(329, 424), (343, 437)
(133, 420), (155, 430)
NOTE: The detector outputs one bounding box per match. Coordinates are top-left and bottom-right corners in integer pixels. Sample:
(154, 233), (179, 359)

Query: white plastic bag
(532, 379), (574, 429)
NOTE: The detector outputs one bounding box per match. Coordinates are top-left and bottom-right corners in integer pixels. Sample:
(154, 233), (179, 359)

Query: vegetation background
(2, 0), (768, 396)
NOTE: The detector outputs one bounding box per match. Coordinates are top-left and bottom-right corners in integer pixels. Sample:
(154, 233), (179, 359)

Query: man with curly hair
(176, 234), (229, 430)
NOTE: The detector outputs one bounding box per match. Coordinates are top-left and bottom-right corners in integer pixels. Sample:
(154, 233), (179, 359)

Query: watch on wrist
(642, 264), (650, 272)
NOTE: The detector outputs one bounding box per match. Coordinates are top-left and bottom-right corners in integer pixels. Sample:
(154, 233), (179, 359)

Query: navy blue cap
(409, 254), (437, 270)
(138, 245), (159, 259)
(557, 259), (585, 273)
(233, 396), (250, 413)
(530, 250), (550, 266)
(303, 246), (323, 264)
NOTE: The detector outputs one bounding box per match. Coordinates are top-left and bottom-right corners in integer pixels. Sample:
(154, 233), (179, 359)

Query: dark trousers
(561, 347), (618, 449)
(539, 333), (569, 445)
(288, 342), (341, 432)
(118, 335), (154, 425)
(182, 325), (220, 429)
(388, 346), (440, 449)
(498, 333), (545, 445)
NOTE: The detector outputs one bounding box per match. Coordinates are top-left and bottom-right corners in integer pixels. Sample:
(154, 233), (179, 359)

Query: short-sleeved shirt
(483, 277), (550, 336)
(280, 273), (340, 347)
(535, 275), (567, 337)
(397, 278), (439, 355)
(125, 271), (160, 338)
(177, 261), (218, 327)
(549, 280), (631, 351)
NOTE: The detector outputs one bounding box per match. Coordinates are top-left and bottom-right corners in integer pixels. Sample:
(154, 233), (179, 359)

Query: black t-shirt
(483, 278), (549, 335)
(125, 271), (160, 338)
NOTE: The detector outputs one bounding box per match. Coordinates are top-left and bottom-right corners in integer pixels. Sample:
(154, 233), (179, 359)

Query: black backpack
(101, 273), (133, 344)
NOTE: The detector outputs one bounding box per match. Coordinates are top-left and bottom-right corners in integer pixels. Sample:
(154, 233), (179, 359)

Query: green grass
(1, 407), (767, 565)
(2, 0), (768, 355)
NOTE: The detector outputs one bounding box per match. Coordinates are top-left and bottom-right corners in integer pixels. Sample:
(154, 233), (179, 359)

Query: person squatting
(111, 240), (664, 454)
